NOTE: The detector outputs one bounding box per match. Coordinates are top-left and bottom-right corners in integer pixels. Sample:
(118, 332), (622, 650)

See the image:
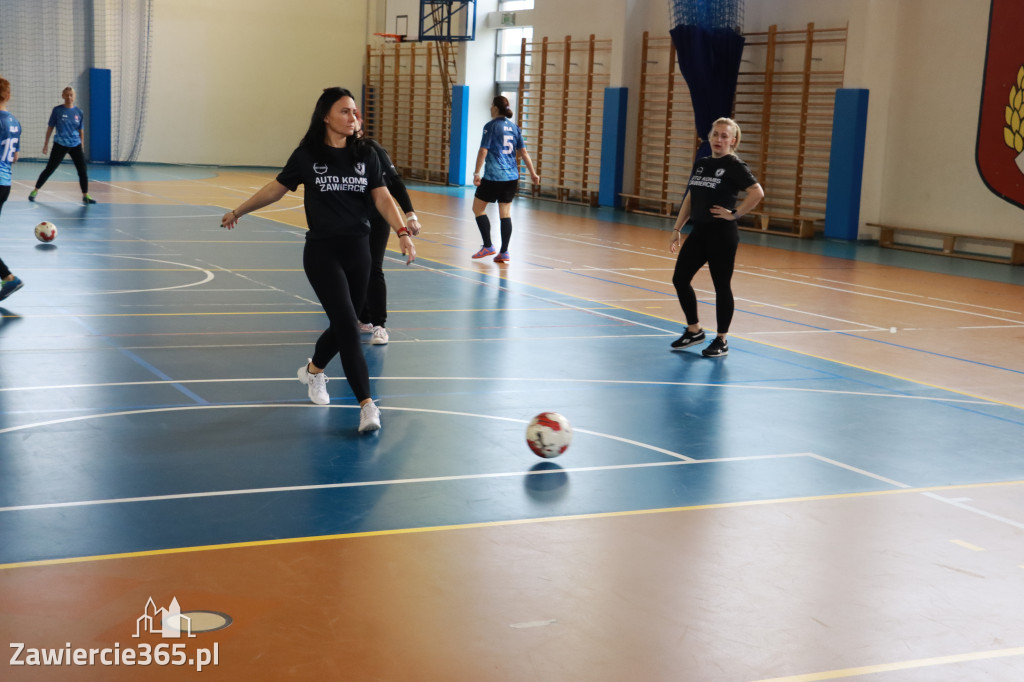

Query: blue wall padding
(825, 88), (869, 240)
(599, 87), (629, 208)
(449, 85), (469, 185)
(88, 68), (112, 163)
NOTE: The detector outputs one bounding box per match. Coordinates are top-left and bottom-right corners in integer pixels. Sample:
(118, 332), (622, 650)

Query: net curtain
(669, 0), (745, 159)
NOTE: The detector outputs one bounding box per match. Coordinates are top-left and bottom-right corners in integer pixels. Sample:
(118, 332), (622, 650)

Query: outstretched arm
(220, 180), (290, 229)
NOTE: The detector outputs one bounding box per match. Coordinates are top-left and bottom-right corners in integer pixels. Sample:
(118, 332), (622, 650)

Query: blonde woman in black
(669, 117), (764, 357)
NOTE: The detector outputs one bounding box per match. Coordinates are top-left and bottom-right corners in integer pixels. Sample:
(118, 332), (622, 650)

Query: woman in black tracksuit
(221, 87), (415, 433)
(668, 117), (764, 358)
(355, 117), (422, 346)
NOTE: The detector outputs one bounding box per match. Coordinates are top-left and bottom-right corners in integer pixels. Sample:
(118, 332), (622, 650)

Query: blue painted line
(554, 268), (1024, 379)
(67, 316), (210, 405)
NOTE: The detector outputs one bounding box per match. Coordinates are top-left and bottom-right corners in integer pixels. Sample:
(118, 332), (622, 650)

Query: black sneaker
(670, 328), (706, 350)
(702, 336), (729, 357)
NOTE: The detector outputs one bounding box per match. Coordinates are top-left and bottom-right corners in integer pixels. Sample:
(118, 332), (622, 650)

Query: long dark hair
(493, 95), (513, 119)
(299, 87), (368, 159)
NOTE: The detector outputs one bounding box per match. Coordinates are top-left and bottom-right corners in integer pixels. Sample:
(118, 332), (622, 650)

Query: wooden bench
(867, 223), (1024, 265)
(742, 211), (818, 239)
(528, 184), (600, 208)
(620, 193), (677, 217)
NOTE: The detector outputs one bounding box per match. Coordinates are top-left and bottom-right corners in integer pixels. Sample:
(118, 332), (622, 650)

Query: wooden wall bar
(365, 40), (455, 184)
(625, 25), (848, 237)
(517, 35), (612, 206)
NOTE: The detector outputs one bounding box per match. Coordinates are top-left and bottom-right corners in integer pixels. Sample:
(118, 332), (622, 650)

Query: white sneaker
(358, 322), (374, 334)
(370, 326), (389, 345)
(358, 401), (381, 432)
(297, 360), (330, 405)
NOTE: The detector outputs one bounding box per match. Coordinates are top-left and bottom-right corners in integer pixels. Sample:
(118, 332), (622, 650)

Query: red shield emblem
(976, 0), (1024, 209)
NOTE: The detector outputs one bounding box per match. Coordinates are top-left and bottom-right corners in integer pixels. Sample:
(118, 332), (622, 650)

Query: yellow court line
(3, 478), (1023, 572)
(950, 539), (986, 551)
(753, 646), (1024, 681)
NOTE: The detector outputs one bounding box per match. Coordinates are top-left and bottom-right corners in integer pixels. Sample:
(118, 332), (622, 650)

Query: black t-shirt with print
(277, 144), (385, 239)
(686, 154), (758, 223)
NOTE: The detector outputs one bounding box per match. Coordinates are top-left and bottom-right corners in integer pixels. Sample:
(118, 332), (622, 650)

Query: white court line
(417, 202), (1023, 321)
(738, 269), (1024, 325)
(920, 492), (1024, 531)
(91, 255), (214, 294)
(578, 265), (888, 330)
(808, 454), (1024, 530)
(0, 375), (1001, 406)
(0, 403), (694, 462)
(3, 399), (1022, 531)
(0, 449), (826, 514)
(193, 257), (320, 306)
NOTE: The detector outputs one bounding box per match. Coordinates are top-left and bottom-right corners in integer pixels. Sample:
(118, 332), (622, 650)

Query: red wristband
(396, 228), (410, 238)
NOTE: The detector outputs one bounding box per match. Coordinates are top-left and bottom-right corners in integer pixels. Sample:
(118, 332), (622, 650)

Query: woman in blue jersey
(470, 96), (539, 263)
(0, 77), (24, 302)
(668, 117), (764, 358)
(221, 87), (415, 433)
(28, 87), (97, 204)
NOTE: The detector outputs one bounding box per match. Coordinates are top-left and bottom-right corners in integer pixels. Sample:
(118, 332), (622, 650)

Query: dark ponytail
(493, 95), (513, 119)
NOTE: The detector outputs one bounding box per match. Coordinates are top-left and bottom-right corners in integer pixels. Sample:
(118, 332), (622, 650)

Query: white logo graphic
(313, 163), (329, 174)
(354, 162), (365, 176)
(133, 597), (196, 639)
(695, 166), (704, 175)
(715, 168), (726, 177)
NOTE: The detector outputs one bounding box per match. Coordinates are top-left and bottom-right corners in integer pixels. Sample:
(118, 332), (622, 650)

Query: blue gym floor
(1, 196), (1022, 566)
(2, 165), (1024, 680)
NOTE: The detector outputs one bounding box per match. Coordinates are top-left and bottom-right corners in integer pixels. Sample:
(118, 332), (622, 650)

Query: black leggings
(36, 143), (89, 193)
(358, 212), (390, 327)
(672, 221), (739, 334)
(0, 185), (10, 279)
(303, 235), (372, 402)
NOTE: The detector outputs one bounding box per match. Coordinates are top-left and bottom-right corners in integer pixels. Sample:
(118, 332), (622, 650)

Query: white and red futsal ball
(34, 221), (57, 242)
(526, 412), (573, 458)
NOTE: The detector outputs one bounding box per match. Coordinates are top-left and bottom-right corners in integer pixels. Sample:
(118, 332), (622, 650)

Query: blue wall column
(449, 85), (469, 185)
(88, 68), (112, 163)
(599, 87), (628, 208)
(825, 88), (869, 240)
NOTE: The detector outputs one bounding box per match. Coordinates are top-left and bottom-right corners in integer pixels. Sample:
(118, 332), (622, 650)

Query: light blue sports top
(48, 104), (84, 147)
(0, 110), (22, 186)
(479, 117), (525, 182)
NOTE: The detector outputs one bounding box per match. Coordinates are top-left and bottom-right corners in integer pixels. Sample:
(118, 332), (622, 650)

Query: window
(495, 26), (532, 83)
(495, 0), (534, 115)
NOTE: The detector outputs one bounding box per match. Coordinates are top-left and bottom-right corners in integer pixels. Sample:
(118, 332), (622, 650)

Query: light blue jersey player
(48, 101), (84, 147)
(0, 109), (20, 186)
(29, 87), (97, 204)
(0, 77), (25, 302)
(470, 96), (540, 263)
(479, 116), (525, 181)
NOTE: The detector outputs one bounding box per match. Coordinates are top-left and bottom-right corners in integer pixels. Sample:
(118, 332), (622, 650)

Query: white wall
(879, 0), (1020, 235)
(139, 0), (368, 166)
(134, 0), (1022, 239)
(743, 0), (1021, 239)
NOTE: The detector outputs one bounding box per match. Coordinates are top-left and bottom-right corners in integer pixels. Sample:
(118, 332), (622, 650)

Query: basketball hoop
(374, 33), (404, 43)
